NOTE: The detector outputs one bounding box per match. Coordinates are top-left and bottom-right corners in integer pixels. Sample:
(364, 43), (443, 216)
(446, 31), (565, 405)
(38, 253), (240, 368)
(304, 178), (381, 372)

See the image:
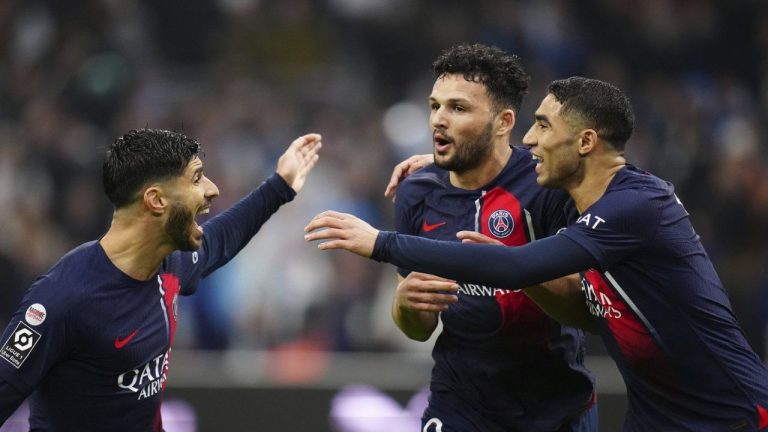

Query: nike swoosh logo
(114, 329), (139, 349)
(422, 220), (446, 232)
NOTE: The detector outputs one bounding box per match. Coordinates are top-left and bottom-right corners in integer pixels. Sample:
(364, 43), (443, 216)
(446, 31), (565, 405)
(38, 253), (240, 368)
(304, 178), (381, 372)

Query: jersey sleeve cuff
(372, 231), (395, 263)
(264, 173), (297, 203)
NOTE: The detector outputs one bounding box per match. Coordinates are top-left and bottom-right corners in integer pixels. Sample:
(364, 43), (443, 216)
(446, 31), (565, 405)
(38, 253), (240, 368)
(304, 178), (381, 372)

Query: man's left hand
(276, 133), (322, 193)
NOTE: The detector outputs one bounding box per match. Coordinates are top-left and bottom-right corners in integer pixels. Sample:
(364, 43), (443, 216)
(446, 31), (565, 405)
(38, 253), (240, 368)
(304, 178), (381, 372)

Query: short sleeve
(560, 189), (661, 269)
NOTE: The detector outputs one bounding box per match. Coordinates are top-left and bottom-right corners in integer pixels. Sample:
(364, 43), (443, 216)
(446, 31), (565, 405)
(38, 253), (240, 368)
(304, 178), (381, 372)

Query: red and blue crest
(488, 209), (514, 238)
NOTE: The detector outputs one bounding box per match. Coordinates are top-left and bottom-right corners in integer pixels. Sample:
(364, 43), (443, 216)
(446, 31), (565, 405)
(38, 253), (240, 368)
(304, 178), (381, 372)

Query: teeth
(532, 155), (542, 162)
(198, 208), (210, 215)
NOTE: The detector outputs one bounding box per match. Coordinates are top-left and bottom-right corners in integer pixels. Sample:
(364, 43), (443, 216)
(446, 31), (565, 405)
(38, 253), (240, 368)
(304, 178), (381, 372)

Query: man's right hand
(384, 154), (434, 201)
(395, 272), (459, 313)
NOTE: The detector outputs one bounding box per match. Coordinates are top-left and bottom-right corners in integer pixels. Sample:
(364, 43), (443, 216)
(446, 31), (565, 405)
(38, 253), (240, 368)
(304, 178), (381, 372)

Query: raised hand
(276, 133), (322, 193)
(383, 154), (434, 201)
(304, 210), (379, 257)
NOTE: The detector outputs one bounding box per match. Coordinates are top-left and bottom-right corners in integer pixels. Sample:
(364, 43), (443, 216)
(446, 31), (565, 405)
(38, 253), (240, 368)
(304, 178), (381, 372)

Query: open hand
(304, 210), (379, 257)
(276, 133), (322, 193)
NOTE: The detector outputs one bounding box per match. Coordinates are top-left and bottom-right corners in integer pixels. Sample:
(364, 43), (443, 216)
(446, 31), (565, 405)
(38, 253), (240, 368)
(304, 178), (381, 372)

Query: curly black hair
(432, 43), (530, 113)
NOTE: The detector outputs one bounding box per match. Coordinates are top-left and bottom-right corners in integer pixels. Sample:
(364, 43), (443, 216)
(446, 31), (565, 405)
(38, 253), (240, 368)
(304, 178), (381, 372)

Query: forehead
(431, 74), (490, 104)
(183, 156), (203, 174)
(535, 94), (563, 118)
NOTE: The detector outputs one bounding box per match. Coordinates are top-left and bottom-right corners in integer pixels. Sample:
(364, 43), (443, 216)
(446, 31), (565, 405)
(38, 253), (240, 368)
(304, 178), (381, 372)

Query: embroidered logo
(488, 209), (514, 238)
(422, 220), (446, 232)
(114, 329), (140, 349)
(1, 322), (42, 368)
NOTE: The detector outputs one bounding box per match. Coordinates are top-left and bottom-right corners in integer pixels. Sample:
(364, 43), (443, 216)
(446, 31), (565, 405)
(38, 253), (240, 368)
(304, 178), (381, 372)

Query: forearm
(391, 300), (438, 342)
(525, 275), (598, 333)
(201, 173), (296, 275)
(373, 232), (599, 290)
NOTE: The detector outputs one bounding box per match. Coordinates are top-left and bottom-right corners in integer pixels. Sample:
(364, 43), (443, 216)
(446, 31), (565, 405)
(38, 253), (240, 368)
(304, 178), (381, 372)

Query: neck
(449, 141), (512, 190)
(99, 210), (174, 281)
(566, 153), (626, 213)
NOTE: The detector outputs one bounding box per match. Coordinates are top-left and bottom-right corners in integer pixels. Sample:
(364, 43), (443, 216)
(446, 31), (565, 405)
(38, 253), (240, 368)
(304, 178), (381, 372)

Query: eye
(430, 102), (440, 111)
(454, 105), (465, 112)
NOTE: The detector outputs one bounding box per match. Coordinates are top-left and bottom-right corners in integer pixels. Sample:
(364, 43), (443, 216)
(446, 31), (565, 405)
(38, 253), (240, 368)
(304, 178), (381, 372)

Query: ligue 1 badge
(488, 209), (514, 238)
(25, 303), (47, 326)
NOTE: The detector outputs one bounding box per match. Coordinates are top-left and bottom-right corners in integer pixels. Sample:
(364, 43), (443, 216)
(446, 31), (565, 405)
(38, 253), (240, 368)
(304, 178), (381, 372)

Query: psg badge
(488, 209), (514, 238)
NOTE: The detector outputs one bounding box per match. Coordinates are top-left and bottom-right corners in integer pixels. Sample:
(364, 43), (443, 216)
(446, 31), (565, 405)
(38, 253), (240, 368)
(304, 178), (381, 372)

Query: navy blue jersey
(0, 174), (295, 431)
(374, 165), (768, 431)
(394, 147), (595, 432)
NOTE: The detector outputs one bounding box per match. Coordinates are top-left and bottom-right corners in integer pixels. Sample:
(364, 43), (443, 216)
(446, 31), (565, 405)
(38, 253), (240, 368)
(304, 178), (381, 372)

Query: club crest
(488, 209), (514, 238)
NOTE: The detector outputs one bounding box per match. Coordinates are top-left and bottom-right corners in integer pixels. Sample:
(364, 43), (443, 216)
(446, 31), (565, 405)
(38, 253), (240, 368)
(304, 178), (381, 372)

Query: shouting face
(163, 157), (219, 251)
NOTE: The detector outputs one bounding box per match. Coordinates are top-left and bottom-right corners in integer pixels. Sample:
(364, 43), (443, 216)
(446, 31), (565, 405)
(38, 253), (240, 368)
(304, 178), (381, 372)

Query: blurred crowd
(1, 0), (767, 357)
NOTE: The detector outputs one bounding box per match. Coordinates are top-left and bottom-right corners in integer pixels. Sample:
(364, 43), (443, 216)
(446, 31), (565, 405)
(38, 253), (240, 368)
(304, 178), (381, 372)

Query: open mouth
(434, 133), (452, 152)
(532, 154), (544, 174)
(193, 206), (210, 235)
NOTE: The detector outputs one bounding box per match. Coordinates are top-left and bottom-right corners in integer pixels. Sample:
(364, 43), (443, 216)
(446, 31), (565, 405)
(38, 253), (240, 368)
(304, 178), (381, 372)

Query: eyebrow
(534, 114), (550, 124)
(429, 97), (472, 105)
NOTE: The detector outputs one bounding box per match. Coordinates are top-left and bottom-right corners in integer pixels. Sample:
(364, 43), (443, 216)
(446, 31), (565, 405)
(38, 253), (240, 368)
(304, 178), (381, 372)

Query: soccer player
(305, 77), (768, 431)
(389, 43), (595, 432)
(0, 129), (321, 431)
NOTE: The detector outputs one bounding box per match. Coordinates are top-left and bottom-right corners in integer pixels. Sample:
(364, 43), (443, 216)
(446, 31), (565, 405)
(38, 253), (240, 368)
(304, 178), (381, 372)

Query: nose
(430, 106), (447, 131)
(204, 176), (220, 199)
(522, 125), (536, 147)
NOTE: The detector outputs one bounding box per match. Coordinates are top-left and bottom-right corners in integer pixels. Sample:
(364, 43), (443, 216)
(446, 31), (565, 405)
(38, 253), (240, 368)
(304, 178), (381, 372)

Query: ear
(143, 186), (167, 215)
(578, 129), (598, 156)
(496, 109), (516, 136)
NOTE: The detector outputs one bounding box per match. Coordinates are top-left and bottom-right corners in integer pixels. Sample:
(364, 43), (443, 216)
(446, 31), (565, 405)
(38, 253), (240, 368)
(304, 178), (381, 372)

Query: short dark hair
(547, 77), (635, 151)
(102, 129), (201, 208)
(432, 43), (530, 113)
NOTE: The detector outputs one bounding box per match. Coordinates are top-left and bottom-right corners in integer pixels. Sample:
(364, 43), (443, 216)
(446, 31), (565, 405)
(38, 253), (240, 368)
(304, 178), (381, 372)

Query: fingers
(304, 210), (349, 233)
(384, 161), (409, 199)
(398, 272), (459, 310)
(291, 133), (322, 151)
(384, 154), (433, 200)
(456, 230), (503, 245)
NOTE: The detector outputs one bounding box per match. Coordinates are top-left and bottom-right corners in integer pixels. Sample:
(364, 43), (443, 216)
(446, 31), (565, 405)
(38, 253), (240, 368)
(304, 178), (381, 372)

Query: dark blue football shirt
(374, 165), (768, 431)
(0, 174), (295, 431)
(394, 147), (595, 432)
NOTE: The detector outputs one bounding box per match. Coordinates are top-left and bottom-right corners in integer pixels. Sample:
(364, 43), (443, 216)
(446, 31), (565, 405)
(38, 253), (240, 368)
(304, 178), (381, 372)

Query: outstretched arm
(456, 231), (597, 332)
(392, 273), (458, 341)
(198, 134), (322, 276)
(304, 211), (598, 292)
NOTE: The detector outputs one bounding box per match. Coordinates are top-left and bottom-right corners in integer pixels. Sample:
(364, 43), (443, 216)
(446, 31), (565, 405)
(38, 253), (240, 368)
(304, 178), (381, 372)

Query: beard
(165, 202), (197, 251)
(434, 121), (494, 174)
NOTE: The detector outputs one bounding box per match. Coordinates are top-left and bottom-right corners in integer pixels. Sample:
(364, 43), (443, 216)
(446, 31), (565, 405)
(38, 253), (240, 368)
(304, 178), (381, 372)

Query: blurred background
(1, 0), (767, 430)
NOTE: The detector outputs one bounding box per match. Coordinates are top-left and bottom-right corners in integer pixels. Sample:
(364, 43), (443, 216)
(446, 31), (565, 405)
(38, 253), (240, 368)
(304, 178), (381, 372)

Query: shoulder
(27, 241), (102, 309)
(395, 163), (447, 207)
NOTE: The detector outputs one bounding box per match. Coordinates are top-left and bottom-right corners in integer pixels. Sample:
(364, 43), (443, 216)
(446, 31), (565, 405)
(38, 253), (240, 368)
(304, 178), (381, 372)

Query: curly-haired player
(388, 43), (597, 432)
